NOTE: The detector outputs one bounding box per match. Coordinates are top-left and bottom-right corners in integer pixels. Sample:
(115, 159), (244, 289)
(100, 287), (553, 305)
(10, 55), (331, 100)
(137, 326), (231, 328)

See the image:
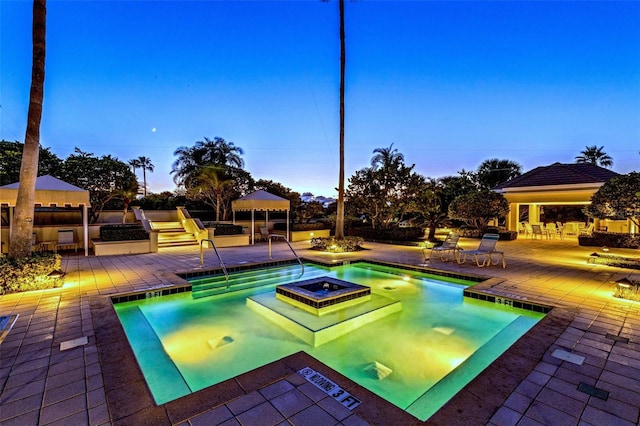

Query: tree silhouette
(136, 156), (154, 196)
(10, 0), (46, 258)
(575, 145), (613, 168)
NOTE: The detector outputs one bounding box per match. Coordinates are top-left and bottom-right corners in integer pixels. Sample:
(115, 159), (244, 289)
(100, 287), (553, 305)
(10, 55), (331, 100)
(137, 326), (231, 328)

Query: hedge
(578, 232), (640, 249)
(210, 223), (244, 235)
(100, 224), (149, 241)
(273, 222), (325, 231)
(0, 252), (63, 294)
(347, 226), (424, 242)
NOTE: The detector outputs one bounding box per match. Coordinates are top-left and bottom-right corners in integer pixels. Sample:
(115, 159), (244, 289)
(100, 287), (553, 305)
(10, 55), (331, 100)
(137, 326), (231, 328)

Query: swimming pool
(113, 261), (545, 420)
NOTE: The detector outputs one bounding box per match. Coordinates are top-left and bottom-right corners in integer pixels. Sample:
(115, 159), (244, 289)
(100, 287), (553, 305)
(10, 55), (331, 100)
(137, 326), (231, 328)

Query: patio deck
(1, 237), (639, 425)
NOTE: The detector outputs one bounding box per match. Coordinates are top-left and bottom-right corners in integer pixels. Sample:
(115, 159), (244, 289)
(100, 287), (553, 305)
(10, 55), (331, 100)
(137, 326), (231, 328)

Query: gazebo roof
(494, 162), (619, 190)
(232, 190), (289, 211)
(0, 175), (90, 207)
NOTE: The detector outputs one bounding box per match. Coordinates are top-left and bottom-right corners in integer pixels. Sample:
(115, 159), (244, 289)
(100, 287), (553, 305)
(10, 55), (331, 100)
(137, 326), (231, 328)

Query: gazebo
(0, 175), (91, 256)
(231, 190), (290, 244)
(493, 163), (621, 233)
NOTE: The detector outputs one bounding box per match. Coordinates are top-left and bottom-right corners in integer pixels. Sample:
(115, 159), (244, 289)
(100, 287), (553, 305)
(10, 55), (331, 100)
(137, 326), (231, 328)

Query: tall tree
(171, 137), (244, 188)
(334, 0), (346, 239)
(171, 137), (245, 220)
(0, 140), (62, 186)
(9, 0), (46, 259)
(61, 148), (138, 223)
(586, 172), (640, 228)
(189, 165), (233, 222)
(136, 156), (154, 196)
(476, 158), (522, 189)
(128, 158), (140, 177)
(371, 143), (404, 170)
(449, 190), (510, 234)
(575, 145), (613, 168)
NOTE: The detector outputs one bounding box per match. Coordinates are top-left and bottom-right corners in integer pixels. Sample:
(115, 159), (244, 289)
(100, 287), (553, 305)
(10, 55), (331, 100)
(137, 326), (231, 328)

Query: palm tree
(476, 158), (522, 189)
(575, 145), (613, 168)
(136, 156), (154, 196)
(191, 165), (234, 222)
(334, 0), (346, 239)
(9, 0), (46, 259)
(128, 158), (140, 176)
(371, 143), (404, 170)
(171, 137), (243, 188)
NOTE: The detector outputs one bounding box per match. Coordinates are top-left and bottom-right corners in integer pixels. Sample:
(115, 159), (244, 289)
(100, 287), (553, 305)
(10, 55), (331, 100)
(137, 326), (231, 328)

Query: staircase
(152, 221), (198, 248)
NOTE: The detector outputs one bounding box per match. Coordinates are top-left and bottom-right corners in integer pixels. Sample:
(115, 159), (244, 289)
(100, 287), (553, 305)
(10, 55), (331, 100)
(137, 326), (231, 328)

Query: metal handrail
(200, 239), (229, 287)
(268, 234), (304, 275)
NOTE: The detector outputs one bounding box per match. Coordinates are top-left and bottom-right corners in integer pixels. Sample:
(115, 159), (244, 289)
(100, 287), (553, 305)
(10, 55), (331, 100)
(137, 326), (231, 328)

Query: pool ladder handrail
(200, 239), (229, 287)
(268, 234), (304, 275)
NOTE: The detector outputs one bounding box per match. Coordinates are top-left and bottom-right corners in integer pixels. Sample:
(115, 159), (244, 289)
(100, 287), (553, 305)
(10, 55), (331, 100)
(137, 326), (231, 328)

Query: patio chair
(531, 224), (548, 240)
(423, 232), (461, 262)
(458, 233), (505, 268)
(55, 229), (78, 253)
(545, 223), (563, 240)
(0, 314), (19, 345)
(523, 223), (533, 238)
(259, 226), (270, 242)
(580, 223), (594, 236)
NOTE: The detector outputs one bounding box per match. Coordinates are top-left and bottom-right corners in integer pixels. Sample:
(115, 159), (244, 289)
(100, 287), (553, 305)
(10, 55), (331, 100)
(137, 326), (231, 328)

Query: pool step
(191, 267), (327, 299)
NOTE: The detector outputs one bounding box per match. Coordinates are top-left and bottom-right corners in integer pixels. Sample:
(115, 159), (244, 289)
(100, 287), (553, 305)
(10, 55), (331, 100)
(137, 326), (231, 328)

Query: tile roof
(494, 162), (620, 189)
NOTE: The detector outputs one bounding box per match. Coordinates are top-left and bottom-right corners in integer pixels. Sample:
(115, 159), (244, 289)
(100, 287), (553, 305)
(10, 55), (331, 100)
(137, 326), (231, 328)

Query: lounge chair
(55, 229), (78, 253)
(0, 314), (19, 345)
(423, 232), (461, 262)
(458, 233), (506, 268)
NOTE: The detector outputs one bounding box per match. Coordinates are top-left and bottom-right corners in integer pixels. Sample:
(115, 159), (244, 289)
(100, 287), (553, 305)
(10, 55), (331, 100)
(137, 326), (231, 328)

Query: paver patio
(1, 236), (639, 425)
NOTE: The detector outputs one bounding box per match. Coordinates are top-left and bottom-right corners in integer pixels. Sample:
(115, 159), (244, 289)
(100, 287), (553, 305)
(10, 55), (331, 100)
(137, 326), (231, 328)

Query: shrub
(210, 223), (243, 235)
(614, 278), (640, 302)
(310, 236), (364, 252)
(100, 224), (149, 241)
(0, 252), (63, 294)
(578, 232), (640, 249)
(461, 227), (517, 241)
(273, 222), (325, 231)
(347, 227), (423, 242)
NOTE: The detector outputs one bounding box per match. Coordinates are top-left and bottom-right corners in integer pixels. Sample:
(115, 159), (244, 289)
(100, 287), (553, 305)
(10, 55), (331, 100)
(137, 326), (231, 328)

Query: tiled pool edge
(95, 262), (575, 425)
(427, 307), (577, 425)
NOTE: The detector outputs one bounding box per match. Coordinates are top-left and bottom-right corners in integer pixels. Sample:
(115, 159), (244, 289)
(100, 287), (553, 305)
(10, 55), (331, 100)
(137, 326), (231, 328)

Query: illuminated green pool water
(114, 262), (544, 420)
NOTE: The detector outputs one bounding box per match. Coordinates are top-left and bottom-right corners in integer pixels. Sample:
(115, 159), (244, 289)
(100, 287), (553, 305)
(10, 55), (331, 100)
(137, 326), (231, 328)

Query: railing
(268, 234), (304, 275)
(200, 239), (229, 287)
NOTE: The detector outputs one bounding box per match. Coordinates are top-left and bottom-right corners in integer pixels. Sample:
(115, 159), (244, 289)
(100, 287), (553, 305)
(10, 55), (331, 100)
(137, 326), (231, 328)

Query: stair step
(191, 266), (326, 299)
(158, 232), (195, 240)
(151, 221), (184, 231)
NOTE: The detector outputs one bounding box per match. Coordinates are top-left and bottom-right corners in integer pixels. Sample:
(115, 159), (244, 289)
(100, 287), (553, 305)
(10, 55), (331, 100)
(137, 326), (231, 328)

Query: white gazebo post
(83, 204), (89, 256)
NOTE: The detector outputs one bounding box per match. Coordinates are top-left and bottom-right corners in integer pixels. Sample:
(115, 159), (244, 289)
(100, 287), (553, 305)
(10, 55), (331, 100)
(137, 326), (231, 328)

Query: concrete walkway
(1, 237), (639, 425)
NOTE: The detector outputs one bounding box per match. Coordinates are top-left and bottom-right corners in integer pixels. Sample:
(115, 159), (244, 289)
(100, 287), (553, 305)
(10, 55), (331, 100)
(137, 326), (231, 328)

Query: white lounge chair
(423, 232), (461, 262)
(458, 233), (506, 268)
(0, 314), (19, 345)
(55, 229), (78, 253)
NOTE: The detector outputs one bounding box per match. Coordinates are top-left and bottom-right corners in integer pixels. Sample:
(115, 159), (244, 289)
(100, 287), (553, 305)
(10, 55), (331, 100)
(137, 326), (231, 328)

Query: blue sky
(2, 0), (639, 197)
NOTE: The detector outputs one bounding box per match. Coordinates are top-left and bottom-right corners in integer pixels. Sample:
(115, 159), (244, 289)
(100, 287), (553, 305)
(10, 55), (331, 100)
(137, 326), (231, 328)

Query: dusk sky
(2, 1), (639, 197)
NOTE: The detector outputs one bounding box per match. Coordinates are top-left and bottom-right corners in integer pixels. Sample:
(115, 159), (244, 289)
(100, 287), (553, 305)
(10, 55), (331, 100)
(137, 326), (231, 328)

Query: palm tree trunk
(9, 0), (46, 259)
(335, 0), (346, 239)
(142, 167), (147, 196)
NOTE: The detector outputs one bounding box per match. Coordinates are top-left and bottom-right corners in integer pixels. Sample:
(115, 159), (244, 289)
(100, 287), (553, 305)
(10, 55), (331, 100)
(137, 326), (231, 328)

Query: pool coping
(95, 261), (575, 425)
